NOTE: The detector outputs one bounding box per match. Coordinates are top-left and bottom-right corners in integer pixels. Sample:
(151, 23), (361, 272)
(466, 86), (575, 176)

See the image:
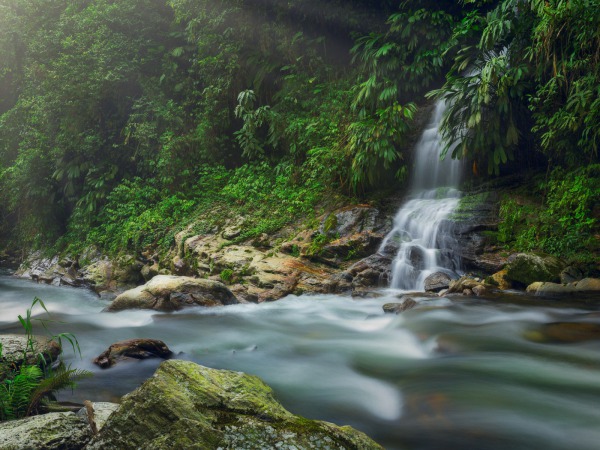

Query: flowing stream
(2, 274), (600, 450)
(380, 101), (464, 290)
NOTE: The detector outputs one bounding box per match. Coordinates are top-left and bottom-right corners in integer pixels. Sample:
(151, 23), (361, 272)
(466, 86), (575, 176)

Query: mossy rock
(0, 412), (91, 449)
(505, 253), (564, 287)
(86, 360), (383, 450)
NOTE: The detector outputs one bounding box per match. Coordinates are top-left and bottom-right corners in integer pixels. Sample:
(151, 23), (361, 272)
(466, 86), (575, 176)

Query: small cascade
(380, 101), (464, 290)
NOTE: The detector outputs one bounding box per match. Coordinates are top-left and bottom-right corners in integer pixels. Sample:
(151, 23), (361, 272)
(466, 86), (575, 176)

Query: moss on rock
(86, 360), (383, 450)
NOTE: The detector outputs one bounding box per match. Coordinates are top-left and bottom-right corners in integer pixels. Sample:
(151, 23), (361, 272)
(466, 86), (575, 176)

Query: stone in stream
(106, 275), (238, 312)
(423, 272), (452, 292)
(85, 359), (383, 450)
(525, 322), (600, 344)
(383, 298), (418, 314)
(526, 278), (600, 297)
(93, 338), (173, 369)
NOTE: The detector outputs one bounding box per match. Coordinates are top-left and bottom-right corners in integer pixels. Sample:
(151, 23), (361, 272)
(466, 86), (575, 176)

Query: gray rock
(0, 412), (91, 450)
(85, 360), (383, 450)
(527, 278), (600, 297)
(472, 284), (487, 296)
(107, 275), (238, 312)
(560, 266), (584, 284)
(383, 298), (417, 314)
(0, 335), (61, 381)
(424, 272), (452, 292)
(77, 402), (120, 432)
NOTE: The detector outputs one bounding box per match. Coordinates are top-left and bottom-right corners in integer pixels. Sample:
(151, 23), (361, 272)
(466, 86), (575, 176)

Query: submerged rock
(526, 278), (600, 297)
(526, 322), (600, 343)
(0, 412), (91, 450)
(93, 339), (172, 368)
(85, 360), (383, 450)
(107, 275), (238, 312)
(383, 298), (418, 314)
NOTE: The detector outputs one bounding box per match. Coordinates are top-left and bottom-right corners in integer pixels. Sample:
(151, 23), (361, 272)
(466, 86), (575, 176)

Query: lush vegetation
(0, 298), (90, 421)
(0, 0), (598, 263)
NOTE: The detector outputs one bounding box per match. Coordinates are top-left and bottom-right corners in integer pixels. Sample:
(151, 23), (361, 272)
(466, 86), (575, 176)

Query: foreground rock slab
(107, 275), (238, 311)
(0, 412), (91, 450)
(93, 339), (172, 368)
(86, 360), (383, 450)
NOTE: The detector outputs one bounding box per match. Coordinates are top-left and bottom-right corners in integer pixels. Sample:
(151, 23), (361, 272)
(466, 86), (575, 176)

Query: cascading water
(380, 101), (464, 290)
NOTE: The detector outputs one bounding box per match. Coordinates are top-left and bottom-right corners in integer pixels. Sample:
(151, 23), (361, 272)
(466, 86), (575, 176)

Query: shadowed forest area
(0, 0), (598, 264)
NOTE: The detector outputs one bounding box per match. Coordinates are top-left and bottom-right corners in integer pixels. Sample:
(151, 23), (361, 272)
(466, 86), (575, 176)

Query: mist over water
(2, 275), (600, 450)
(380, 101), (464, 290)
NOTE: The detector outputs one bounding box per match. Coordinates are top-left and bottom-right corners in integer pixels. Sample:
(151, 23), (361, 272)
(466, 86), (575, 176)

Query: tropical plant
(0, 297), (91, 421)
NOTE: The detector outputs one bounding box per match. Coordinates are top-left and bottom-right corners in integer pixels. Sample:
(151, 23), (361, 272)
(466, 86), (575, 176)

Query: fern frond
(27, 366), (93, 416)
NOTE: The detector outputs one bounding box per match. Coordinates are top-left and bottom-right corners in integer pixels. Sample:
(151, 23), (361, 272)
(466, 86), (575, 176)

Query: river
(2, 272), (600, 449)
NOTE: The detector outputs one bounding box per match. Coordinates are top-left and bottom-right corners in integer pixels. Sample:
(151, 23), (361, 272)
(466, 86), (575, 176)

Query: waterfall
(379, 101), (464, 290)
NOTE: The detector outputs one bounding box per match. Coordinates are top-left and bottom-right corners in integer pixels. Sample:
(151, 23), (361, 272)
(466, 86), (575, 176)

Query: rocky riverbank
(0, 359), (383, 450)
(8, 180), (600, 309)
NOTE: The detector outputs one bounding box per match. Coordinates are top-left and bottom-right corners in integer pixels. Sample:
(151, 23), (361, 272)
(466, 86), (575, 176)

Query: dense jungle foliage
(0, 0), (598, 261)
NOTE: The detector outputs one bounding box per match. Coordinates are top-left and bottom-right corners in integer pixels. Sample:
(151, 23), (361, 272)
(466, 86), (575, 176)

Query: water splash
(380, 101), (464, 290)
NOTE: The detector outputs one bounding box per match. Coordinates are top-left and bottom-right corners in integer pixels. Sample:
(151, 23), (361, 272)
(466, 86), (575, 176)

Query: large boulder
(107, 275), (238, 312)
(0, 412), (91, 450)
(424, 272), (452, 292)
(505, 253), (565, 287)
(85, 360), (383, 450)
(93, 339), (172, 369)
(0, 334), (61, 381)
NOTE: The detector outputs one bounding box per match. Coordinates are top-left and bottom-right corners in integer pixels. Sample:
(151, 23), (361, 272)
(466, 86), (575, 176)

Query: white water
(3, 275), (600, 450)
(380, 101), (464, 290)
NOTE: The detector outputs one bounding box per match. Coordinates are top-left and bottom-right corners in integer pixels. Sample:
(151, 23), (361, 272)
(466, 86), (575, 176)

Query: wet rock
(348, 254), (392, 290)
(560, 266), (584, 284)
(448, 276), (482, 294)
(107, 275), (238, 312)
(383, 298), (417, 314)
(320, 232), (383, 263)
(472, 284), (487, 296)
(0, 412), (91, 449)
(85, 360), (383, 450)
(526, 322), (600, 343)
(486, 269), (512, 290)
(0, 334), (61, 381)
(424, 272), (452, 292)
(505, 253), (565, 287)
(93, 339), (172, 369)
(526, 278), (600, 297)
